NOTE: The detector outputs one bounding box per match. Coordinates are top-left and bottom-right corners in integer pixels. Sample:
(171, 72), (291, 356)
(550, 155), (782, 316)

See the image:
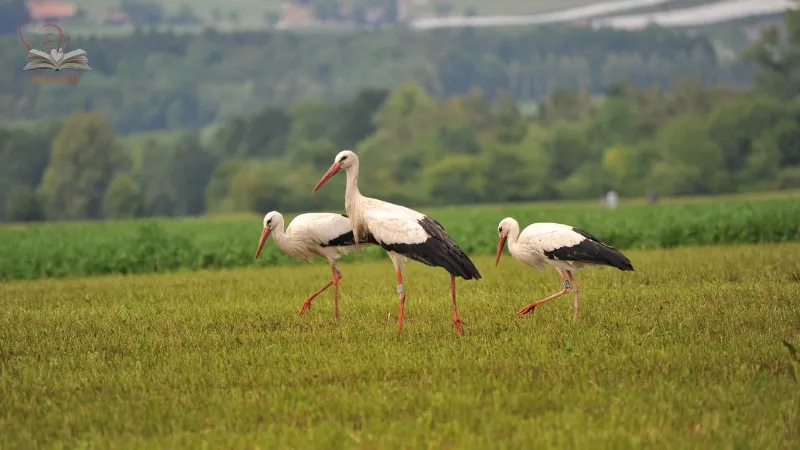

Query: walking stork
(495, 217), (633, 319)
(254, 211), (375, 320)
(311, 150), (481, 336)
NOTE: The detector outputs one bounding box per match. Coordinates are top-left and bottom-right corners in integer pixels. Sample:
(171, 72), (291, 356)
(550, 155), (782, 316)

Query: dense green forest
(3, 76), (800, 223)
(0, 25), (750, 133)
(2, 7), (800, 223)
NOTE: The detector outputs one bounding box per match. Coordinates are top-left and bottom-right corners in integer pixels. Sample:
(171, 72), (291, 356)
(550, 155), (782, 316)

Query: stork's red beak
(312, 162), (342, 193)
(254, 227), (271, 260)
(495, 234), (507, 267)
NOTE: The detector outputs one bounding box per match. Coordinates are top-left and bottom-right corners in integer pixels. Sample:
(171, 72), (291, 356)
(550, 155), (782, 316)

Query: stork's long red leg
(516, 271), (570, 316)
(396, 268), (406, 335)
(566, 270), (579, 321)
(299, 266), (336, 316)
(450, 275), (464, 336)
(331, 265), (343, 321)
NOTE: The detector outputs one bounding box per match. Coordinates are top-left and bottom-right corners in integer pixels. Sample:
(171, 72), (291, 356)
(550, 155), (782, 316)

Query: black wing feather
(378, 216), (482, 280)
(321, 229), (378, 247)
(544, 227), (634, 271)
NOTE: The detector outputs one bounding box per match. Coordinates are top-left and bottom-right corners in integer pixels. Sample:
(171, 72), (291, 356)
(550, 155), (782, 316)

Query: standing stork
(311, 150), (481, 336)
(254, 211), (375, 320)
(495, 217), (633, 319)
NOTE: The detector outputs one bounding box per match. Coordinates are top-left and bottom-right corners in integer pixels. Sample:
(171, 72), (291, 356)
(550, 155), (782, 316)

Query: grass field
(1, 243), (798, 447)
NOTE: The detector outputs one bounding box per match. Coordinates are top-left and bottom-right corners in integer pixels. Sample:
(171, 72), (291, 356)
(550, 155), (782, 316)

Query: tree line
(0, 25), (750, 134)
(2, 76), (800, 223)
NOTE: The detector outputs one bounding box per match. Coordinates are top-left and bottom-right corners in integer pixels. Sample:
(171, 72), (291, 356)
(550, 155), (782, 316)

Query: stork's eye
(340, 155), (347, 162)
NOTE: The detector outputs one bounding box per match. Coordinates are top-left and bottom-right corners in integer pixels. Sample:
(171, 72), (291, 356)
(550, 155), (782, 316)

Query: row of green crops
(1, 194), (799, 280)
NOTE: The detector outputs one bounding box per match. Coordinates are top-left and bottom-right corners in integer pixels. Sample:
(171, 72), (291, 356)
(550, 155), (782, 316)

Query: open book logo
(18, 21), (92, 72)
(24, 48), (92, 72)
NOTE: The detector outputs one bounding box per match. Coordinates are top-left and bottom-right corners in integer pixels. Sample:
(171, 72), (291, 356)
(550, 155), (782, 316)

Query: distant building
(365, 6), (385, 23)
(102, 10), (129, 25)
(397, 0), (409, 21)
(745, 19), (784, 43)
(569, 18), (590, 27)
(26, 1), (77, 22)
(277, 2), (316, 28)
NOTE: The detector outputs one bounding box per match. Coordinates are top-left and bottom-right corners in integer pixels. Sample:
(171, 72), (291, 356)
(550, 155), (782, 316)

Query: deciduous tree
(104, 173), (144, 219)
(39, 113), (129, 220)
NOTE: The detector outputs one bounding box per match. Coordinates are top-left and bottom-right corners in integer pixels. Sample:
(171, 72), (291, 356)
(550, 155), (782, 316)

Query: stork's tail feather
(437, 243), (482, 280)
(568, 227), (633, 271)
(418, 217), (481, 280)
(602, 246), (634, 271)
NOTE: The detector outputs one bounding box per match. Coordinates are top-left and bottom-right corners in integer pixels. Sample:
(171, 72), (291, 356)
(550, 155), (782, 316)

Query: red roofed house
(277, 2), (316, 28)
(26, 1), (78, 22)
(103, 10), (129, 25)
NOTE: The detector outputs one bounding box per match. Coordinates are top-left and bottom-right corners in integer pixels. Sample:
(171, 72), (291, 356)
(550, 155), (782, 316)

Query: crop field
(1, 243), (798, 447)
(1, 192), (799, 281)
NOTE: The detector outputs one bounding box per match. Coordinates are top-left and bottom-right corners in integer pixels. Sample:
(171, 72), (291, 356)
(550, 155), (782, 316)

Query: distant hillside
(20, 0), (788, 37)
(0, 25), (743, 134)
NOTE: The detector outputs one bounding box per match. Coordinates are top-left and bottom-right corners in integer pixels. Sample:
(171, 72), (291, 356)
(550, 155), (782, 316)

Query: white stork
(253, 211), (375, 320)
(495, 217), (634, 319)
(311, 150), (481, 336)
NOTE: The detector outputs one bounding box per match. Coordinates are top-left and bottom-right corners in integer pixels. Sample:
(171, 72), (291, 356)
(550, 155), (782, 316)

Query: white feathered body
(347, 197), (426, 264)
(509, 222), (592, 272)
(502, 218), (633, 273)
(273, 213), (363, 264)
(343, 167), (481, 279)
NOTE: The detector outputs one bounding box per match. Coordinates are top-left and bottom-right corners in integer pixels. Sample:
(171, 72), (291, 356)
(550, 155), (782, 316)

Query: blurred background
(0, 0), (799, 222)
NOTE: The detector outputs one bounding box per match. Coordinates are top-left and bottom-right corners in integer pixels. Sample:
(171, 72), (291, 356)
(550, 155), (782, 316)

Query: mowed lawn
(1, 243), (798, 448)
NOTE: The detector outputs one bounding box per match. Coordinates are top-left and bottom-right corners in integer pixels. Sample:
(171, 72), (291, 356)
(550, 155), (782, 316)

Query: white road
(409, 0), (794, 30)
(410, 0), (678, 29)
(592, 0), (794, 29)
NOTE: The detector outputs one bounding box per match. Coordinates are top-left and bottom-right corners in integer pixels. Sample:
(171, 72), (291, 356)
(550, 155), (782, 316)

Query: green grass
(1, 243), (798, 447)
(1, 192), (800, 281)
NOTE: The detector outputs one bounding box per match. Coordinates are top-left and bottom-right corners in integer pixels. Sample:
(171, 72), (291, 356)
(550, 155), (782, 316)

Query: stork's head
(312, 150), (357, 193)
(495, 217), (516, 267)
(255, 211), (282, 260)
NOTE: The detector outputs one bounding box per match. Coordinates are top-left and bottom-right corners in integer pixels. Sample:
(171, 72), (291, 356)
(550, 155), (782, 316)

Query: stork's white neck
(270, 219), (307, 260)
(344, 163), (361, 212)
(506, 220), (521, 255)
(270, 220), (286, 246)
(343, 161), (368, 245)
